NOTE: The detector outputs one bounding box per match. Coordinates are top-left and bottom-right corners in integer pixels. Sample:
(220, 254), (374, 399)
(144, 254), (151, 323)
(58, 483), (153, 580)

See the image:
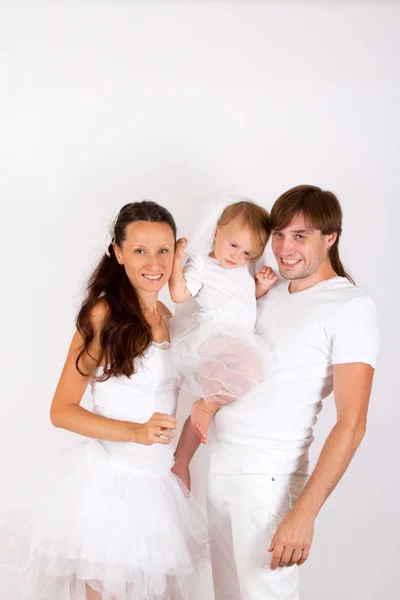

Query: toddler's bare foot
(191, 399), (218, 444)
(171, 462), (191, 497)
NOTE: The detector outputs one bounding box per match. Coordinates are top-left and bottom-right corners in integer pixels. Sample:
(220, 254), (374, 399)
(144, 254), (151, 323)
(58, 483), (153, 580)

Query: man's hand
(256, 265), (278, 298)
(268, 507), (315, 569)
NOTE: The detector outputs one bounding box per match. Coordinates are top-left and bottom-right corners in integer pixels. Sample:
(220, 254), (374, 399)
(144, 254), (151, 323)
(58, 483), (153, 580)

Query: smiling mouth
(280, 258), (301, 267)
(142, 274), (163, 282)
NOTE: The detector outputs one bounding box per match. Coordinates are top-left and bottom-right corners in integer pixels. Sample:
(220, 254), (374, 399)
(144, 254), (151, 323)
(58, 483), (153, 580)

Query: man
(172, 185), (379, 599)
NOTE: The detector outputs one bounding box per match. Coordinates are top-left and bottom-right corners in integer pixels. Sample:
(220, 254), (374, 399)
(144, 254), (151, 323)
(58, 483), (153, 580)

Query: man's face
(271, 212), (336, 282)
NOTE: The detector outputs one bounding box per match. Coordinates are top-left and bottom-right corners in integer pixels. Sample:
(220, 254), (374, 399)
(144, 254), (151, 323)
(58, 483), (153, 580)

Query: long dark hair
(76, 201), (177, 381)
(270, 185), (354, 284)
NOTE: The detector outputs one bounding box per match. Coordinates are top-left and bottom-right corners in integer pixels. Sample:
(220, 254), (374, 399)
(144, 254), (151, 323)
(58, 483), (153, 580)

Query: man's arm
(269, 362), (375, 570)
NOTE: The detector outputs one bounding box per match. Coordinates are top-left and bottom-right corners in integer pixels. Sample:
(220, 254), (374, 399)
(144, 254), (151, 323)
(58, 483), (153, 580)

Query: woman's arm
(50, 303), (176, 445)
(168, 238), (192, 303)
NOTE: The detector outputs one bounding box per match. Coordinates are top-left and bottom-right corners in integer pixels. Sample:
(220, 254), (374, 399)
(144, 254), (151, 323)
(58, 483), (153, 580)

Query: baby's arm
(255, 265), (278, 299)
(169, 238), (192, 303)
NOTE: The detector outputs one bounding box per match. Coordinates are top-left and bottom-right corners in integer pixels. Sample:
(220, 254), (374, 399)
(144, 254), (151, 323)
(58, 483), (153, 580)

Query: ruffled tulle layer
(170, 314), (268, 403)
(0, 441), (209, 599)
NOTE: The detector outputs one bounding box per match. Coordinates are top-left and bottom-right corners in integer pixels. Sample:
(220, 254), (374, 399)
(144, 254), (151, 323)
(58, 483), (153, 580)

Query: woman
(4, 201), (208, 599)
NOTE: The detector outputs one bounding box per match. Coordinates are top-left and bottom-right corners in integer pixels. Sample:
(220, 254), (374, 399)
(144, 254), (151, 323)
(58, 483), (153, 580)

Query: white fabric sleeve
(325, 296), (379, 368)
(182, 255), (204, 297)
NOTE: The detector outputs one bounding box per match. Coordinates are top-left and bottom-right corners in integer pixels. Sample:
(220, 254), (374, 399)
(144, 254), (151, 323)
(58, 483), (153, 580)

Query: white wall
(0, 1), (398, 598)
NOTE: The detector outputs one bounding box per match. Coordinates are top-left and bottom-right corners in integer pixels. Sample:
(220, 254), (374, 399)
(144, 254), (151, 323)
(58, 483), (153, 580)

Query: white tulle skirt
(0, 441), (209, 599)
(170, 313), (268, 404)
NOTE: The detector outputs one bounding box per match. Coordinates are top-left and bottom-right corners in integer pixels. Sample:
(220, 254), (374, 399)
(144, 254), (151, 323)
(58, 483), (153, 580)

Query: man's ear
(326, 232), (338, 249)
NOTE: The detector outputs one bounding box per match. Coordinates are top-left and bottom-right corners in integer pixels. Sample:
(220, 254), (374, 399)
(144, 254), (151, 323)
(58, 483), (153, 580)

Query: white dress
(171, 255), (268, 403)
(0, 342), (208, 599)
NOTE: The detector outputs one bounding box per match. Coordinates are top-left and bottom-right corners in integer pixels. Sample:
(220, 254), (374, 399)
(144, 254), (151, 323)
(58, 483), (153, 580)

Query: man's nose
(279, 237), (295, 255)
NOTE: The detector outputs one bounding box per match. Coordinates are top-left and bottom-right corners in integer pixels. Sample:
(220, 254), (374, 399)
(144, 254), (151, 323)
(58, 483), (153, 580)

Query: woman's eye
(134, 249), (145, 254)
(273, 232), (282, 237)
(159, 249), (169, 254)
(296, 235), (304, 240)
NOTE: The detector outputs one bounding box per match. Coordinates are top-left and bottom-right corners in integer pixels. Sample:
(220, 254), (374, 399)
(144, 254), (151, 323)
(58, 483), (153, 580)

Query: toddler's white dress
(171, 255), (268, 403)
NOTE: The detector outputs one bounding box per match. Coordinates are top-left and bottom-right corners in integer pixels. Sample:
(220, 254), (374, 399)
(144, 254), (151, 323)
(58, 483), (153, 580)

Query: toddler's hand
(175, 237), (188, 261)
(256, 266), (278, 292)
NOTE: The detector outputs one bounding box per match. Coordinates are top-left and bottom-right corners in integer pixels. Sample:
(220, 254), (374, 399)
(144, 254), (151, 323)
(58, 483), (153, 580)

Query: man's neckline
(286, 275), (345, 295)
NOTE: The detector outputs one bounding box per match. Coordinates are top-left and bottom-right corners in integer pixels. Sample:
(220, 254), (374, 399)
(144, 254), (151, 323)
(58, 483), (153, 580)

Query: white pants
(207, 471), (307, 600)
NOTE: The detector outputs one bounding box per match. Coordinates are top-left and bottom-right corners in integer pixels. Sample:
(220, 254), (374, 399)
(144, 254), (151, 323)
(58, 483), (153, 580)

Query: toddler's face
(211, 217), (259, 268)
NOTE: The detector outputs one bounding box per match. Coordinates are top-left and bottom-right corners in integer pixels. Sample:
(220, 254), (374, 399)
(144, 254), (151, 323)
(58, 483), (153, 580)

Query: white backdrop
(0, 1), (399, 598)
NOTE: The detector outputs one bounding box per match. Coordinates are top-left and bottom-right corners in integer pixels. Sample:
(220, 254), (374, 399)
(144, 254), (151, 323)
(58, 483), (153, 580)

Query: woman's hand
(133, 412), (177, 446)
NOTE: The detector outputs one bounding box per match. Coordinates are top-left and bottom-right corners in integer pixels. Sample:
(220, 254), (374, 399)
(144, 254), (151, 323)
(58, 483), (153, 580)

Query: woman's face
(114, 221), (175, 296)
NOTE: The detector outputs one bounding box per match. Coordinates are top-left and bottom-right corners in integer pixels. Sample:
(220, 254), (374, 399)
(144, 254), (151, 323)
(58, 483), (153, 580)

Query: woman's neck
(137, 290), (159, 315)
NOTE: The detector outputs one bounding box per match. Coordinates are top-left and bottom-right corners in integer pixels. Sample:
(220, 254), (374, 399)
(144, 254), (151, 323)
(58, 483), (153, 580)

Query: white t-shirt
(209, 276), (379, 475)
(183, 255), (257, 329)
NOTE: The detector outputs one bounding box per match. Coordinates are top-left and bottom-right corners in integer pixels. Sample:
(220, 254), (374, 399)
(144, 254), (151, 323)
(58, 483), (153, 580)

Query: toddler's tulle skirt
(171, 314), (268, 404)
(0, 440), (209, 599)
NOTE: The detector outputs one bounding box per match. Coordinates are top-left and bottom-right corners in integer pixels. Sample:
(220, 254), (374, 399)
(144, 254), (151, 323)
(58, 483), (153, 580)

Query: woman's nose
(145, 256), (161, 271)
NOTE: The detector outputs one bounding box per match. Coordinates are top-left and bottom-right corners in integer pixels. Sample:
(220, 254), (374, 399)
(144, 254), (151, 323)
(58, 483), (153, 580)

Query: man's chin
(278, 267), (303, 280)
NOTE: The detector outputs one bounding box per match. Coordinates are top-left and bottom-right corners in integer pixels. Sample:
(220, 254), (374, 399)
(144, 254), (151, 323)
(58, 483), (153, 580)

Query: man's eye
(273, 232), (282, 237)
(296, 235), (304, 240)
